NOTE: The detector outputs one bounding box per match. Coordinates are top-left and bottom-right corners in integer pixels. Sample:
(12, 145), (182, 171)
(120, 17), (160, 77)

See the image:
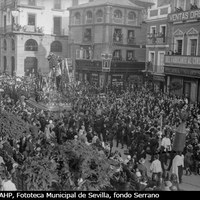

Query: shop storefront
(75, 60), (145, 88)
(153, 75), (165, 92)
(91, 73), (99, 86)
(111, 74), (124, 87)
(165, 66), (200, 102)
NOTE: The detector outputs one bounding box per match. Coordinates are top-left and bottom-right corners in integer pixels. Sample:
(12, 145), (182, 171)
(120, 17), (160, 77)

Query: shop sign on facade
(168, 9), (200, 23)
(153, 75), (165, 82)
(112, 74), (123, 86)
(165, 66), (200, 78)
(165, 55), (200, 66)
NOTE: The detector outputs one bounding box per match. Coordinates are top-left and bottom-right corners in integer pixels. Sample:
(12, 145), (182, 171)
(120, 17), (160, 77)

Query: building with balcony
(68, 0), (147, 88)
(146, 0), (172, 92)
(0, 0), (70, 76)
(164, 0), (200, 102)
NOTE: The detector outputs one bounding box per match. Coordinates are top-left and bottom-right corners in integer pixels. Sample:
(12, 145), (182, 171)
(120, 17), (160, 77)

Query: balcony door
(160, 25), (166, 43)
(188, 39), (198, 56)
(175, 39), (183, 55)
(157, 52), (165, 74)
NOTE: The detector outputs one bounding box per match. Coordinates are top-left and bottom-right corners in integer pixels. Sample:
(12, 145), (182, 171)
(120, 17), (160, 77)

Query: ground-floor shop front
(165, 66), (200, 103)
(76, 71), (143, 89)
(153, 74), (166, 93)
(75, 60), (145, 89)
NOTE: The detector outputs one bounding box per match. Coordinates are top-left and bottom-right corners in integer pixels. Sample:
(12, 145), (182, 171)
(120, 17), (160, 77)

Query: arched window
(75, 12), (81, 24)
(3, 39), (7, 51)
(86, 11), (93, 19)
(128, 11), (136, 20)
(114, 10), (122, 18)
(11, 39), (15, 51)
(50, 41), (62, 52)
(25, 39), (38, 51)
(96, 10), (103, 22)
(96, 10), (103, 18)
(86, 11), (93, 23)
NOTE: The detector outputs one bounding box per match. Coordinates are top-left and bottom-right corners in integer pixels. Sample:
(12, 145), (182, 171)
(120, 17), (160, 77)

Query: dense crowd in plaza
(0, 76), (200, 191)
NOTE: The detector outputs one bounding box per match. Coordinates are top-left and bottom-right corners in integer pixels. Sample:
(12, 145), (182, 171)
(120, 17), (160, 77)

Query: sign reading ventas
(168, 9), (200, 22)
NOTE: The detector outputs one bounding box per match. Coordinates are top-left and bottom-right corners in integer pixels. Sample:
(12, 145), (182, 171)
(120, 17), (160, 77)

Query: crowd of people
(0, 76), (200, 191)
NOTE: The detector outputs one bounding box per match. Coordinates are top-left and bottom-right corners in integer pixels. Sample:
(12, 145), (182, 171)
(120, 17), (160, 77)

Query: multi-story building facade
(68, 0), (147, 88)
(164, 0), (200, 102)
(146, 0), (172, 92)
(0, 0), (70, 77)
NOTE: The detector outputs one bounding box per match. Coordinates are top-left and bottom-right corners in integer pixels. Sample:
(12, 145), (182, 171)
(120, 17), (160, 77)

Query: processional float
(26, 53), (72, 112)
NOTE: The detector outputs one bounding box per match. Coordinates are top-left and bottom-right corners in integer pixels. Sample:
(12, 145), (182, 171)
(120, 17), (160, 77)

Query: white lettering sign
(165, 56), (200, 65)
(169, 9), (200, 22)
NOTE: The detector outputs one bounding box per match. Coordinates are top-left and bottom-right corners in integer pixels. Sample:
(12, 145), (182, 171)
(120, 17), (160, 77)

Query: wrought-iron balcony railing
(12, 24), (43, 34)
(112, 57), (123, 61)
(127, 37), (135, 45)
(83, 37), (92, 43)
(113, 18), (123, 24)
(147, 32), (164, 39)
(147, 32), (166, 44)
(86, 18), (93, 24)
